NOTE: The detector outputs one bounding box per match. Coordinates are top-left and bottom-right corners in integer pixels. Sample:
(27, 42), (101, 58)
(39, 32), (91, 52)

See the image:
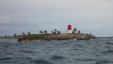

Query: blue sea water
(0, 38), (113, 64)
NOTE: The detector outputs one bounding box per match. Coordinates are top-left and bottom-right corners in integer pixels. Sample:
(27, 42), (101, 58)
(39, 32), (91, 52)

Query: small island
(0, 25), (96, 42)
(18, 33), (95, 42)
(18, 24), (96, 42)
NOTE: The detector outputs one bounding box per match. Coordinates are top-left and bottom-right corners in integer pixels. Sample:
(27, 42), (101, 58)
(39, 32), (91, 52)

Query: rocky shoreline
(18, 33), (96, 42)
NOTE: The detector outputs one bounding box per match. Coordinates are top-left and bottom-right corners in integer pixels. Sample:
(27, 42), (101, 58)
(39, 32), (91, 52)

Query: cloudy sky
(0, 0), (113, 37)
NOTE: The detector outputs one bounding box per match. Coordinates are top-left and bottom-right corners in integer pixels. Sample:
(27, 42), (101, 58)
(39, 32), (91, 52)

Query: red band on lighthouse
(68, 25), (72, 30)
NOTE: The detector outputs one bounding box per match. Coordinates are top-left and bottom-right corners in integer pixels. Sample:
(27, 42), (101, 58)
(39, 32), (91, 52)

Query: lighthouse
(68, 25), (72, 33)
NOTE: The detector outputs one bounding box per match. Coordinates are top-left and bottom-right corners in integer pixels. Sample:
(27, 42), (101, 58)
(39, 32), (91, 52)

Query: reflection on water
(0, 38), (113, 64)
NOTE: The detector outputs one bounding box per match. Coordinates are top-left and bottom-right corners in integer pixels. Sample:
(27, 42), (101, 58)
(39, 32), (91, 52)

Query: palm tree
(22, 32), (25, 36)
(51, 30), (54, 34)
(27, 32), (31, 36)
(78, 30), (80, 34)
(54, 29), (57, 32)
(13, 33), (17, 37)
(57, 31), (61, 34)
(44, 30), (47, 34)
(54, 29), (57, 34)
(72, 28), (77, 33)
(4, 35), (8, 38)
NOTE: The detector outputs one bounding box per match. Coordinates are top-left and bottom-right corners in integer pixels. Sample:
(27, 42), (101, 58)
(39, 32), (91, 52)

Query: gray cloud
(0, 16), (10, 25)
(0, 0), (113, 36)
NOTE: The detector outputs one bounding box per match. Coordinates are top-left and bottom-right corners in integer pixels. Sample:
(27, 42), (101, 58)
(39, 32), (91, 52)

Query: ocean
(0, 38), (113, 64)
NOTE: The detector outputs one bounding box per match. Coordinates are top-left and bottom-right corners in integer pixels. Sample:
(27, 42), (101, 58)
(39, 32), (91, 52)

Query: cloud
(0, 16), (10, 26)
(0, 16), (7, 19)
(0, 0), (113, 36)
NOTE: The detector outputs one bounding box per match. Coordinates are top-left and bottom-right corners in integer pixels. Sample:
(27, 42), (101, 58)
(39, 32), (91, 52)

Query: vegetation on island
(17, 29), (95, 42)
(0, 29), (96, 42)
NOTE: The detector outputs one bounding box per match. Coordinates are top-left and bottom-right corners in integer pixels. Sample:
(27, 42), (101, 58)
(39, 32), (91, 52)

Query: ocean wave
(50, 55), (65, 60)
(0, 57), (13, 61)
(105, 42), (113, 45)
(102, 50), (113, 54)
(75, 58), (98, 61)
(95, 60), (113, 64)
(20, 50), (35, 54)
(31, 59), (52, 64)
(0, 38), (113, 64)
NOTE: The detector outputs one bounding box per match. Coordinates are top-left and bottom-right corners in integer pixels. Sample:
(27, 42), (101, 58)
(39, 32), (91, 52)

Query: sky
(0, 0), (113, 37)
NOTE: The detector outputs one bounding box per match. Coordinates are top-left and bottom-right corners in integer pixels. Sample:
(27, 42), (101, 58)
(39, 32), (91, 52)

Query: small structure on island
(68, 25), (72, 33)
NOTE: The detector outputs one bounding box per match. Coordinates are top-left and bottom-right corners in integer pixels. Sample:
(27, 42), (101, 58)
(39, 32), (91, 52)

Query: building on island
(68, 25), (72, 33)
